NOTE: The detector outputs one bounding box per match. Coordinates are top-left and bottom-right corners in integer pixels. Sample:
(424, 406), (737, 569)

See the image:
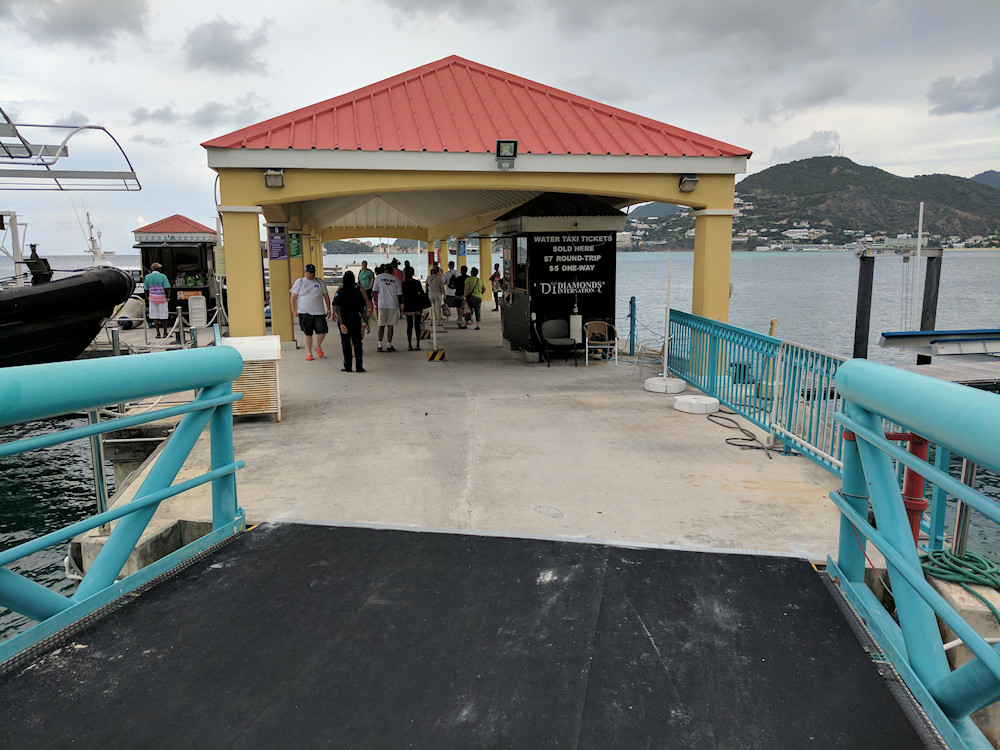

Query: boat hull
(0, 267), (136, 367)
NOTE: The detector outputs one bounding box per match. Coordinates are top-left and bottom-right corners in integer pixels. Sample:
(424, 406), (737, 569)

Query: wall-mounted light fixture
(496, 139), (518, 170)
(264, 169), (284, 188)
(678, 174), (699, 192)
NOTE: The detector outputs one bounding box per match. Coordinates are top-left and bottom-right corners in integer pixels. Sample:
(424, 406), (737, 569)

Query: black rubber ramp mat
(0, 523), (934, 748)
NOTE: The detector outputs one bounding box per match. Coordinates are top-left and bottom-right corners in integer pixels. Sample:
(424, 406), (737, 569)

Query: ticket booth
(133, 215), (221, 324)
(496, 194), (625, 353)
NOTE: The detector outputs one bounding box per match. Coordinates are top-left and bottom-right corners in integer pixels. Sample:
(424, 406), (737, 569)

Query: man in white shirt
(290, 264), (332, 361)
(371, 266), (402, 352)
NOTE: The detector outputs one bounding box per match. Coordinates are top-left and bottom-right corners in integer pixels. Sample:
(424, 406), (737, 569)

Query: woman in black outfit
(400, 265), (425, 350)
(332, 270), (370, 372)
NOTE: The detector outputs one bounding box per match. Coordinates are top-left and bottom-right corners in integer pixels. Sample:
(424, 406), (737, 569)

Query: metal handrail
(829, 359), (1000, 748)
(0, 347), (245, 660)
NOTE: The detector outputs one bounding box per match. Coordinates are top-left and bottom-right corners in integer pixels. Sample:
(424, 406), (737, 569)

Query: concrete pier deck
(96, 308), (843, 564)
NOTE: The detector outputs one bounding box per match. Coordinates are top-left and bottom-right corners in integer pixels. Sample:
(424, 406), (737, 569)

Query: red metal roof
(201, 56), (751, 158)
(133, 214), (216, 235)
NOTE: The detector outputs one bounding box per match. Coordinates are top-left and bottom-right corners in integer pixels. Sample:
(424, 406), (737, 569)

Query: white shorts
(149, 301), (169, 320)
(377, 306), (400, 326)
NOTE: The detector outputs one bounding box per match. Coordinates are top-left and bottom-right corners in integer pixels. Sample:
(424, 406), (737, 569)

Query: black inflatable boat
(0, 267), (136, 367)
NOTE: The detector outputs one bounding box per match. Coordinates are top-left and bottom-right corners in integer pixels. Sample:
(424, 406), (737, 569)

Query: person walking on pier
(452, 265), (469, 328)
(401, 266), (426, 350)
(143, 262), (171, 338)
(372, 264), (401, 352)
(290, 264), (332, 361)
(426, 265), (446, 329)
(358, 261), (374, 299)
(333, 270), (370, 373)
(442, 261), (457, 310)
(489, 263), (503, 311)
(465, 267), (484, 330)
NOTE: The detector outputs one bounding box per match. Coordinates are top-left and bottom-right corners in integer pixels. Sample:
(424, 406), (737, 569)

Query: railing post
(951, 460), (978, 557)
(836, 431), (869, 584)
(707, 321), (719, 397)
(208, 381), (239, 528)
(846, 402), (951, 691)
(629, 296), (636, 356)
(87, 409), (111, 536)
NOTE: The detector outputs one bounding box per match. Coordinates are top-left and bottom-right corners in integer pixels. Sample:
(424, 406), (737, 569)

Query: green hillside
(629, 202), (683, 220)
(973, 170), (1000, 190)
(736, 156), (1000, 238)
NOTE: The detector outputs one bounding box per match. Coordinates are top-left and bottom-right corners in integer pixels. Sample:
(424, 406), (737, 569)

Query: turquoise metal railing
(828, 360), (1000, 750)
(666, 310), (780, 431)
(0, 347), (245, 663)
(666, 311), (847, 474)
(771, 343), (846, 474)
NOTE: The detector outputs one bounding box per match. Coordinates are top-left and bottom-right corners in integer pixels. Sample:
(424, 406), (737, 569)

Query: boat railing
(828, 359), (1000, 749)
(0, 347), (246, 663)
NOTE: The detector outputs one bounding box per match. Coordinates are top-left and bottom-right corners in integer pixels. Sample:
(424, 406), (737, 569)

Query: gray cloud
(131, 134), (170, 148)
(781, 69), (854, 111)
(561, 70), (647, 108)
(4, 0), (147, 48)
(769, 131), (840, 163)
(183, 18), (268, 73)
(52, 110), (89, 127)
(927, 57), (1000, 115)
(746, 68), (856, 124)
(189, 94), (268, 130)
(377, 0), (520, 22)
(132, 107), (181, 125)
(378, 0), (843, 77)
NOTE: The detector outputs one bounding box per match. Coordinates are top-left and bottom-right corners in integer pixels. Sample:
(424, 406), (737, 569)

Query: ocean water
(0, 418), (116, 639)
(2, 249), (998, 641)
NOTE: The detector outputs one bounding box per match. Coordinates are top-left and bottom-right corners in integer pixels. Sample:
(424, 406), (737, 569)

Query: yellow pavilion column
(691, 209), (735, 323)
(264, 223), (293, 344)
(478, 236), (492, 294)
(221, 209), (266, 337)
(312, 235), (324, 279)
(437, 239), (449, 271)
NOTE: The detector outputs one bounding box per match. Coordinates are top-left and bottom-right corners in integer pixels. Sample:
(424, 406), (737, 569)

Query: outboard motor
(26, 245), (53, 285)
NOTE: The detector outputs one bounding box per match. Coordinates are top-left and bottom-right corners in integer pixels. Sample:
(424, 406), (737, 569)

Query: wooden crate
(232, 360), (280, 421)
(220, 336), (282, 421)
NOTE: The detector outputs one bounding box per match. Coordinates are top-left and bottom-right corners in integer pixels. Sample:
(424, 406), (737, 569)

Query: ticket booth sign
(528, 232), (616, 324)
(499, 231), (616, 350)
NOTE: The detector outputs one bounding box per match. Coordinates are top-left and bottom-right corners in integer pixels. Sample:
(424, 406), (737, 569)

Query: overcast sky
(2, 0), (998, 256)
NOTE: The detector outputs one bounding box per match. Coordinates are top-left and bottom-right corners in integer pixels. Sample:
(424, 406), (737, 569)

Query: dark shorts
(298, 313), (329, 336)
(450, 296), (465, 308)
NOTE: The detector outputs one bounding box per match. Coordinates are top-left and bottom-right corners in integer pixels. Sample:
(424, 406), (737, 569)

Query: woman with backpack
(465, 267), (485, 330)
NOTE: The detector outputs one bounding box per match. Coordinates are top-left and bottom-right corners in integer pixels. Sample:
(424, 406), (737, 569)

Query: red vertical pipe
(901, 436), (929, 545)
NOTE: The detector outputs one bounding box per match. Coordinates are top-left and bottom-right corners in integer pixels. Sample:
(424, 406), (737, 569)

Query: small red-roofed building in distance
(133, 215), (220, 321)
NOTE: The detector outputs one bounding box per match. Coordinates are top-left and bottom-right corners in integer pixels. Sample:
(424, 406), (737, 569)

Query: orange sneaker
(305, 354), (314, 361)
(315, 346), (324, 358)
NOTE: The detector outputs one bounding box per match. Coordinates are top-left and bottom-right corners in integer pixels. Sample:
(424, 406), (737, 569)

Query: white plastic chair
(630, 336), (670, 375)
